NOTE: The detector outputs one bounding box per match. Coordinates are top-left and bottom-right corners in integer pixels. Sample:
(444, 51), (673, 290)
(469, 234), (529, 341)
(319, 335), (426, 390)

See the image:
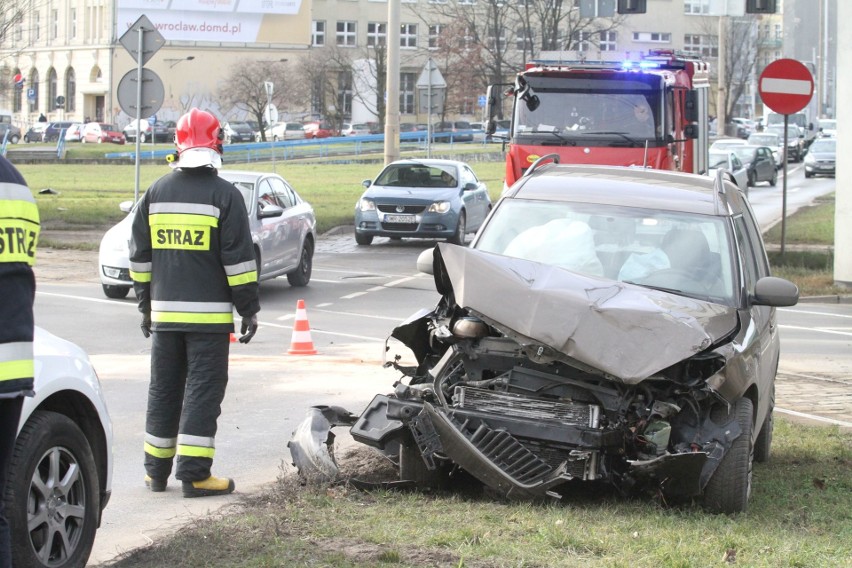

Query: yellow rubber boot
(144, 475), (167, 492)
(182, 475), (235, 498)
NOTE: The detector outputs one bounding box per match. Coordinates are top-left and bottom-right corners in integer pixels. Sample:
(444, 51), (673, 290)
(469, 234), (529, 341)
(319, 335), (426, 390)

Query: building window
(599, 31), (616, 51)
(51, 9), (58, 40)
(428, 24), (442, 49)
(47, 68), (57, 112)
(28, 69), (39, 113)
(312, 21), (325, 46)
(65, 68), (76, 112)
(488, 29), (507, 51)
(684, 0), (711, 14)
(458, 28), (476, 50)
(458, 0), (476, 5)
(516, 26), (534, 51)
(367, 22), (386, 46)
(684, 34), (718, 58)
(336, 21), (356, 47)
(32, 11), (40, 42)
(573, 31), (593, 52)
(400, 72), (415, 114)
(400, 24), (417, 48)
(338, 71), (353, 117)
(70, 8), (77, 39)
(632, 31), (671, 43)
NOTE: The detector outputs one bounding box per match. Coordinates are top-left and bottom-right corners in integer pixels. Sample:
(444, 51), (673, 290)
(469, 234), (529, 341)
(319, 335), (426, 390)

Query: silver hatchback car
(98, 169), (316, 298)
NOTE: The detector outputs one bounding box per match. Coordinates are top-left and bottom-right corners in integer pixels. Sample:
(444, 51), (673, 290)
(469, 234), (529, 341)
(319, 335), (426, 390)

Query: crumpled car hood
(434, 244), (738, 384)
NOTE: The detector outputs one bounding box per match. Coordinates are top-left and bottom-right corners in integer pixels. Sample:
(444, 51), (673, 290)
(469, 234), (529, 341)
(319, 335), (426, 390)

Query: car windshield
(809, 139), (835, 153)
(730, 147), (757, 162)
(708, 152), (731, 169)
(475, 199), (735, 305)
(375, 164), (459, 188)
(222, 177), (256, 212)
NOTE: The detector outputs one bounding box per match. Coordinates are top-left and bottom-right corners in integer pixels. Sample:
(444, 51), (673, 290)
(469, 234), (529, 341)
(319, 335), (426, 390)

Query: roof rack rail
(523, 153), (560, 178)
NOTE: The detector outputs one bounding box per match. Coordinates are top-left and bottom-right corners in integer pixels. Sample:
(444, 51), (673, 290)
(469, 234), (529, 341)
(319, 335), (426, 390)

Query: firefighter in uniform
(130, 108), (260, 498)
(0, 155), (39, 566)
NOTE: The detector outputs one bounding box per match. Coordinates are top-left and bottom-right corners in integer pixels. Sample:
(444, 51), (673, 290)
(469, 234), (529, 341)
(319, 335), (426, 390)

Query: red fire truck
(486, 50), (711, 188)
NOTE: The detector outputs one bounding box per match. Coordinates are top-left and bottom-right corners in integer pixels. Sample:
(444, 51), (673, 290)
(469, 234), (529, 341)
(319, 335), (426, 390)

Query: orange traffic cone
(287, 299), (317, 355)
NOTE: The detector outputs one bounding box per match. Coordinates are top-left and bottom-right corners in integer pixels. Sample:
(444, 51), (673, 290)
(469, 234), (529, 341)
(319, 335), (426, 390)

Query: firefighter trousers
(144, 331), (230, 482)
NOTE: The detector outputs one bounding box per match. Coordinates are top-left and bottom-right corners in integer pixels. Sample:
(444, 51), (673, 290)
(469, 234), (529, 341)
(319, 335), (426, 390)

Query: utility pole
(716, 16), (728, 135)
(384, 0), (400, 165)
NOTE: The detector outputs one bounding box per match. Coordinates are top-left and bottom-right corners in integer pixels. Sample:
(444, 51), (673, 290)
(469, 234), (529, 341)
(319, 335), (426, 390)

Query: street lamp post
(165, 56), (195, 69)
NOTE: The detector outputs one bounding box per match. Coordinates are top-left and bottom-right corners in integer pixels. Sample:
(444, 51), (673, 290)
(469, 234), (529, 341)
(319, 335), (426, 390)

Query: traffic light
(618, 0), (646, 14)
(746, 0), (776, 13)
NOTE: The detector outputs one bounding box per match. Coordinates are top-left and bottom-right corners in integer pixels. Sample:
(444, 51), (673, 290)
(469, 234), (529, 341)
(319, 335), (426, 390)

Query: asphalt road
(28, 163), (850, 566)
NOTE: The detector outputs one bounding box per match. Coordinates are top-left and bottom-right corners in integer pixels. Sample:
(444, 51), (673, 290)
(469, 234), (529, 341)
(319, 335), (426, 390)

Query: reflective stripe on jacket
(129, 168), (259, 333)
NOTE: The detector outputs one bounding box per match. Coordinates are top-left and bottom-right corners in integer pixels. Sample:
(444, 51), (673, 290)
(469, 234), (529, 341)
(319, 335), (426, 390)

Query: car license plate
(385, 215), (416, 223)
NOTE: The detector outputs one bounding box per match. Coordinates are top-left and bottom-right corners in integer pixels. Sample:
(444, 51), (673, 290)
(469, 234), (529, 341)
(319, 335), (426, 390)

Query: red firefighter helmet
(172, 108), (224, 168)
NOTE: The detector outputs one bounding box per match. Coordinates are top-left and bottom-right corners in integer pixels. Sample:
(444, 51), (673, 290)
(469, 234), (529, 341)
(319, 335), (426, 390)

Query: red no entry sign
(759, 58), (814, 115)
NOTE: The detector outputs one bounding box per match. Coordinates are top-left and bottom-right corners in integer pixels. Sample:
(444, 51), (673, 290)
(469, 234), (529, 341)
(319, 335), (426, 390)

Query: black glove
(141, 313), (152, 339)
(239, 314), (258, 344)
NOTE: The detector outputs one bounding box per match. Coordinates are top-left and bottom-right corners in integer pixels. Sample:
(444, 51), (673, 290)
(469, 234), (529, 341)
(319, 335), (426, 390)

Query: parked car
(256, 121), (306, 142)
(23, 123), (48, 143)
(98, 169), (316, 298)
(123, 119), (171, 143)
(803, 137), (836, 179)
(0, 122), (21, 144)
(354, 158), (492, 246)
(42, 121), (76, 142)
(708, 149), (749, 189)
(64, 122), (84, 142)
(222, 121), (255, 144)
(765, 124), (805, 162)
(292, 164), (799, 514)
(731, 117), (755, 138)
(341, 122), (371, 136)
(747, 132), (783, 166)
(303, 121), (336, 139)
(432, 120), (474, 142)
(82, 122), (126, 144)
(5, 326), (113, 568)
(729, 145), (778, 187)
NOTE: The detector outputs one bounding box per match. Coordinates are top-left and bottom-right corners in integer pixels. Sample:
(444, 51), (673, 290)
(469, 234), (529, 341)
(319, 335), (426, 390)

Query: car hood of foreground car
(432, 244), (738, 383)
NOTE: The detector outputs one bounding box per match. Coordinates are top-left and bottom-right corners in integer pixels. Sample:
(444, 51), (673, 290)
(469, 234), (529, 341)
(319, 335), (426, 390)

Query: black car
(730, 145), (778, 187)
(223, 121), (256, 144)
(291, 164), (799, 514)
(42, 121), (76, 142)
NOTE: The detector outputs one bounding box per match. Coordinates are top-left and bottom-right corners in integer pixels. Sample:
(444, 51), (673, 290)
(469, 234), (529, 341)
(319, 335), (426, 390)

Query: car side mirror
(362, 179), (372, 188)
(258, 203), (284, 219)
(752, 276), (799, 307)
(416, 248), (434, 275)
(119, 200), (134, 214)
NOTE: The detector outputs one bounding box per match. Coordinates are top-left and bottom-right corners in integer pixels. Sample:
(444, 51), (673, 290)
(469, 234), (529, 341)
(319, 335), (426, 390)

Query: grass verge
(108, 418), (852, 567)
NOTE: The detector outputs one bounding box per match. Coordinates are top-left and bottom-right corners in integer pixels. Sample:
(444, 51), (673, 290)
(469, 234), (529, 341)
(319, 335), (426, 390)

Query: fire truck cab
(487, 50), (711, 188)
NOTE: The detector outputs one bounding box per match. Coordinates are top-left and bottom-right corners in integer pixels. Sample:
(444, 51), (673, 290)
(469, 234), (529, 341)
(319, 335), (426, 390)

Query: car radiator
(452, 386), (601, 480)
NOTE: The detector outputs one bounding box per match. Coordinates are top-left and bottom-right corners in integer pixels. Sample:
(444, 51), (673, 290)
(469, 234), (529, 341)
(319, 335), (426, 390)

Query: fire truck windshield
(513, 76), (665, 146)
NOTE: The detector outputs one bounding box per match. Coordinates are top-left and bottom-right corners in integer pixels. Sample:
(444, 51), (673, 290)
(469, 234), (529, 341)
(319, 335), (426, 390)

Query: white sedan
(98, 169), (317, 298)
(6, 327), (113, 568)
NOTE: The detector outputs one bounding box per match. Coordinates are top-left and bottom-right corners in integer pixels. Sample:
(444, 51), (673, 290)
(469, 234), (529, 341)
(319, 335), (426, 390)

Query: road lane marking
(776, 407), (852, 428)
(309, 307), (402, 322)
(258, 320), (383, 341)
(36, 291), (136, 307)
(780, 308), (852, 319)
(341, 291), (368, 299)
(779, 324), (852, 338)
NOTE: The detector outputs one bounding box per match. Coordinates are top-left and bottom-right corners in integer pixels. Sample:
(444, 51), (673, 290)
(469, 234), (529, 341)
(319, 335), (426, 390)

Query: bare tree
(697, 16), (760, 120)
(0, 1), (44, 99)
(294, 48), (349, 132)
(217, 59), (293, 142)
(323, 42), (388, 130)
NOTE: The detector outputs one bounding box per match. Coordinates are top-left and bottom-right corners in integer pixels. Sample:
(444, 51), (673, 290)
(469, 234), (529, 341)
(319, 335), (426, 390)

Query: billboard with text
(117, 0), (309, 44)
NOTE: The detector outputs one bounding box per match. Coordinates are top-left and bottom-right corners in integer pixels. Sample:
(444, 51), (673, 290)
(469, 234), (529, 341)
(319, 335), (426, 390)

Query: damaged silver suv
(291, 163), (799, 514)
